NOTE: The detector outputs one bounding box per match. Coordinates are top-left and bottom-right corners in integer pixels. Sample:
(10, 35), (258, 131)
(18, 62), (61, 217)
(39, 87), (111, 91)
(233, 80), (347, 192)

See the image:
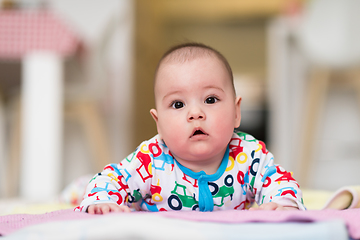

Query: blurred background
(1, 0), (360, 201)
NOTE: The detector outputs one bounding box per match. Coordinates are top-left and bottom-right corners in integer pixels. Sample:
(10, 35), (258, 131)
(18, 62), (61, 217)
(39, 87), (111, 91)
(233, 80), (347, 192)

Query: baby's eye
(205, 96), (218, 104)
(171, 101), (184, 109)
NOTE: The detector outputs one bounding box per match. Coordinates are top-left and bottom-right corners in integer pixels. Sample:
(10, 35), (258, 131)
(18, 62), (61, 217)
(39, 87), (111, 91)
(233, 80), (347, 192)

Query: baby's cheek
(213, 120), (234, 136)
(161, 127), (185, 149)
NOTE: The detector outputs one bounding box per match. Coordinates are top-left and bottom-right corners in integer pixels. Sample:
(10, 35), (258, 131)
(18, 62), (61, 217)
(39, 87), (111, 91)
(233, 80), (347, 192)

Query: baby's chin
(174, 145), (227, 162)
(173, 150), (225, 175)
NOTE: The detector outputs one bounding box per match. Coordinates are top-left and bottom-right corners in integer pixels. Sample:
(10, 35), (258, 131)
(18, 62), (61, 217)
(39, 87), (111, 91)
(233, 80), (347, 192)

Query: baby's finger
(95, 205), (104, 214)
(107, 204), (123, 213)
(275, 205), (287, 211)
(118, 205), (131, 213)
(258, 202), (278, 210)
(87, 205), (95, 214)
(101, 205), (110, 214)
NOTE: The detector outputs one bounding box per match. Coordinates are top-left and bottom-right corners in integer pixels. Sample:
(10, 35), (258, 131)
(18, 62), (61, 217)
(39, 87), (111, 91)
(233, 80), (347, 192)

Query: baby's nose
(188, 107), (205, 121)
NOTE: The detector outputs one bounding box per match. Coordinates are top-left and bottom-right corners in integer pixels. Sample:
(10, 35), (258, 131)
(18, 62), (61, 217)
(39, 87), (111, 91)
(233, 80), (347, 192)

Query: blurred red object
(0, 10), (81, 60)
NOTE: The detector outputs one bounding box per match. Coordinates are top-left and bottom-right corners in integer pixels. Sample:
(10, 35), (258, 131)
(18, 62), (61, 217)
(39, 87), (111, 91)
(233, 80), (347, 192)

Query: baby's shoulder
(233, 131), (258, 142)
(230, 131), (269, 155)
(119, 135), (172, 172)
(136, 134), (168, 152)
(131, 134), (172, 161)
(231, 131), (261, 147)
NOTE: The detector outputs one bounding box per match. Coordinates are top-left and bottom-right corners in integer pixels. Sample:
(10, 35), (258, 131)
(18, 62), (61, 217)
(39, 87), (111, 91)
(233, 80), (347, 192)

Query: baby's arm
(76, 148), (153, 213)
(248, 141), (305, 210)
(87, 203), (131, 214)
(76, 163), (134, 213)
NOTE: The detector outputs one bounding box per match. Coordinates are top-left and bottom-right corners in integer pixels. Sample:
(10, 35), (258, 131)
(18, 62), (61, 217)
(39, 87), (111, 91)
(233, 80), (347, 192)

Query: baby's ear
(150, 109), (158, 123)
(234, 96), (242, 128)
(150, 109), (161, 137)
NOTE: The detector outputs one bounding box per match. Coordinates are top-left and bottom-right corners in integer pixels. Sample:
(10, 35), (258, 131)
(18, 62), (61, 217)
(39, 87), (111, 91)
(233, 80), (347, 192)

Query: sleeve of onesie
(75, 142), (154, 212)
(245, 140), (306, 210)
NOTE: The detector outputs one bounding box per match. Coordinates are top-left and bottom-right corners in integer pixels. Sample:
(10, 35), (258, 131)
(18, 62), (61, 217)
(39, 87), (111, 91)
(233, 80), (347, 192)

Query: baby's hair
(154, 42), (235, 95)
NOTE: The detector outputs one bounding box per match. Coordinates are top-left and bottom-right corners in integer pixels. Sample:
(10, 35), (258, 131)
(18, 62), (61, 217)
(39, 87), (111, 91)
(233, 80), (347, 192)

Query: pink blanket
(1, 209), (359, 239)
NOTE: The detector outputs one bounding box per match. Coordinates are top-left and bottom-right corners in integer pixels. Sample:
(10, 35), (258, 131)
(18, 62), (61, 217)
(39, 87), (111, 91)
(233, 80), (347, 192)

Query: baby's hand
(87, 203), (131, 214)
(249, 202), (299, 211)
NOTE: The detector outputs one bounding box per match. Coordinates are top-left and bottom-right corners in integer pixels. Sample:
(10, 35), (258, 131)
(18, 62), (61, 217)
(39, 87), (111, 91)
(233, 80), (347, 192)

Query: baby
(76, 43), (305, 214)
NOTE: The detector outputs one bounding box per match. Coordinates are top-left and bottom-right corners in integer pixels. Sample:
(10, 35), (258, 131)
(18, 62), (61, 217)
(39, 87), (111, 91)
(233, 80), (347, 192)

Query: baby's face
(151, 56), (241, 168)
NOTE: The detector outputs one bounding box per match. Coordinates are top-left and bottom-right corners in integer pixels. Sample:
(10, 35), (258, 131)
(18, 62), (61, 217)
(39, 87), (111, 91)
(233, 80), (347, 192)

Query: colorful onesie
(76, 132), (305, 212)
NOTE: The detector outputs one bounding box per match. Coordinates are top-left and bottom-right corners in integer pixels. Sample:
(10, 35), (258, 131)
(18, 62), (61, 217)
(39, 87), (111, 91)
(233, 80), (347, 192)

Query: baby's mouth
(191, 128), (208, 138)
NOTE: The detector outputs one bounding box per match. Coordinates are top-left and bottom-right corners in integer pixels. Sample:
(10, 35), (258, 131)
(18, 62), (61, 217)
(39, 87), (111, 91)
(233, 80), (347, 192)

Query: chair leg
(348, 68), (360, 111)
(297, 68), (330, 187)
(66, 100), (112, 172)
(7, 97), (112, 197)
(8, 95), (21, 197)
(0, 91), (7, 198)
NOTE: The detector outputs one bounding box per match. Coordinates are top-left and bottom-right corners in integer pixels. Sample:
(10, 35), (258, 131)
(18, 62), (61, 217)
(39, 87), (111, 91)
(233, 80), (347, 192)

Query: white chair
(296, 0), (360, 186)
(3, 11), (116, 198)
